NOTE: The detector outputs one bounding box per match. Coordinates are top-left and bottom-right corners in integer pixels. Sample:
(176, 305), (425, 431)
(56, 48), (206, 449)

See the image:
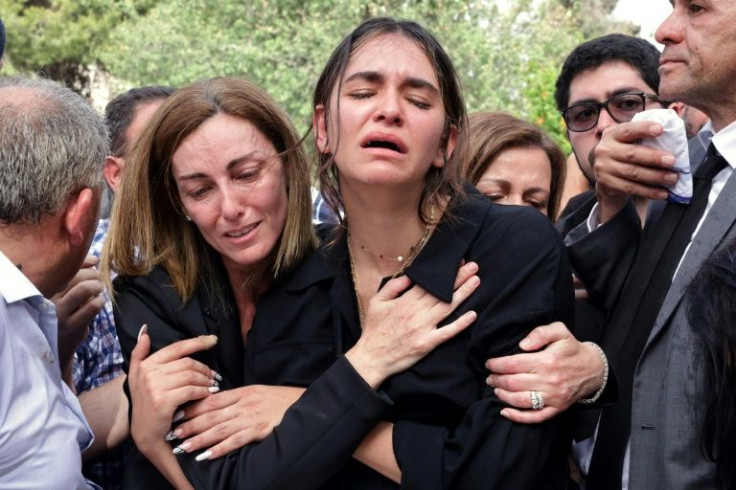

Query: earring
(184, 215), (192, 221)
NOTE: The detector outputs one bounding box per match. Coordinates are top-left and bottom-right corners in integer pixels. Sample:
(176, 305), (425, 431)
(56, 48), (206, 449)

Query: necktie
(586, 144), (728, 489)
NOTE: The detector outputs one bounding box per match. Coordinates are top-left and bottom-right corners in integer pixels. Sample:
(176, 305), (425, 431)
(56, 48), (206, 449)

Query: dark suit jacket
(245, 189), (576, 489)
(564, 160), (736, 487)
(556, 190), (596, 240)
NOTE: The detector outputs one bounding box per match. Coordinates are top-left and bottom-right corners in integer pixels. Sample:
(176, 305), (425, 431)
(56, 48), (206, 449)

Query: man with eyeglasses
(554, 34), (667, 231)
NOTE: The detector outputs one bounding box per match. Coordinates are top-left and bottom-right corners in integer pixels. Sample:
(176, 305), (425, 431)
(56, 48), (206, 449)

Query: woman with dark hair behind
(687, 244), (736, 490)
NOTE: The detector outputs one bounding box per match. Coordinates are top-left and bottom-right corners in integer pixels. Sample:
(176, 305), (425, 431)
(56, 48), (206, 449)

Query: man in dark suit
(489, 2), (736, 488)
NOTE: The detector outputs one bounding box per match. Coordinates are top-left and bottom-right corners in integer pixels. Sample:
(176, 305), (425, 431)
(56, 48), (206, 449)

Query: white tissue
(632, 108), (692, 203)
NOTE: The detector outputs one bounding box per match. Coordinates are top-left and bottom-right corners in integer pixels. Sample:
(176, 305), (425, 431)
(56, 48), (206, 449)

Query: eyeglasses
(561, 92), (663, 132)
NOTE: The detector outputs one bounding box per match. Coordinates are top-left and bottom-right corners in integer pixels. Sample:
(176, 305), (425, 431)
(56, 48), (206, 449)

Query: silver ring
(530, 390), (544, 410)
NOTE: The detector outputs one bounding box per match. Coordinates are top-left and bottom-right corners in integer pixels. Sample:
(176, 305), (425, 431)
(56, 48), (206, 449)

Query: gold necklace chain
(347, 205), (435, 326)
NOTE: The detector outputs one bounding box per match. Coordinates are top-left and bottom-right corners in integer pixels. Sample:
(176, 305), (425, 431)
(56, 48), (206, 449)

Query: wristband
(577, 342), (609, 405)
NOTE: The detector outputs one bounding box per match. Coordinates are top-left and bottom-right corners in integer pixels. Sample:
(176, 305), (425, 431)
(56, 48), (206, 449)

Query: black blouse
(245, 188), (575, 489)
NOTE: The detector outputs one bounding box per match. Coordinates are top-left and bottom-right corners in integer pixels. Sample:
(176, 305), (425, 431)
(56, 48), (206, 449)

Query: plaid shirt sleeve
(72, 219), (124, 394)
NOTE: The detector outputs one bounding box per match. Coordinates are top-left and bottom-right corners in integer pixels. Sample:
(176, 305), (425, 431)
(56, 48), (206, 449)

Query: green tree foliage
(97, 0), (598, 148)
(0, 0), (158, 94)
(2, 0), (640, 150)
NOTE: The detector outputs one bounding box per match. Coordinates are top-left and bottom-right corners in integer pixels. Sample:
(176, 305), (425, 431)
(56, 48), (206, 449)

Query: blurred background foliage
(0, 0), (638, 151)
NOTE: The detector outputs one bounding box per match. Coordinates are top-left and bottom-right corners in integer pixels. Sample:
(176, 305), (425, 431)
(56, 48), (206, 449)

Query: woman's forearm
(352, 421), (400, 483)
(139, 439), (194, 490)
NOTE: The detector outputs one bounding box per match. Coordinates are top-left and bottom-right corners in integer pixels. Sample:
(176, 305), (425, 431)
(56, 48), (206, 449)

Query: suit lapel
(647, 170), (736, 346)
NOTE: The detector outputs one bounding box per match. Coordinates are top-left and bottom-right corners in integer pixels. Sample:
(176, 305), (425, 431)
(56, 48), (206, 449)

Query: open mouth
(361, 133), (407, 154)
(364, 140), (403, 153)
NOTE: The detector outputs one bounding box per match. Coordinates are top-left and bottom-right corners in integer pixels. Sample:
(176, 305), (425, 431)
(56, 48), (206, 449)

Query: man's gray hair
(0, 76), (109, 224)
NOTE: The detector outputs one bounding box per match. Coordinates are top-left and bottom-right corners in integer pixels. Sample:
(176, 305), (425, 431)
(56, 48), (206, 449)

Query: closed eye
(348, 91), (374, 100)
(236, 170), (260, 183)
(408, 98), (431, 110)
(187, 186), (211, 200)
(526, 199), (547, 209)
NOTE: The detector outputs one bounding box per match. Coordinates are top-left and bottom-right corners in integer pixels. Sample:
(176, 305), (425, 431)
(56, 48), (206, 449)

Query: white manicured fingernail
(137, 324), (148, 342)
(172, 409), (185, 422)
(208, 386), (220, 393)
(173, 441), (191, 454)
(195, 450), (212, 462)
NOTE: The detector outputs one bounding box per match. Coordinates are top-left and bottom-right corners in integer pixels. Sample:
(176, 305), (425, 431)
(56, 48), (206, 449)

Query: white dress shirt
(0, 251), (98, 489)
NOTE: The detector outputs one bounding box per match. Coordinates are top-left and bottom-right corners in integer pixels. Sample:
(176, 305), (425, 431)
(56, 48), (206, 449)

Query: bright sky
(612, 0), (672, 45)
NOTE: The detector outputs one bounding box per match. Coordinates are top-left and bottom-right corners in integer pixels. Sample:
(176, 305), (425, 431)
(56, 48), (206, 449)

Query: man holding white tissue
(486, 3), (736, 487)
(566, 1), (736, 488)
(486, 34), (667, 425)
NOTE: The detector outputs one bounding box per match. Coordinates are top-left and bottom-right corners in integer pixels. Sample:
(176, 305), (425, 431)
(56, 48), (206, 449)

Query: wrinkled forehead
(340, 32), (437, 85)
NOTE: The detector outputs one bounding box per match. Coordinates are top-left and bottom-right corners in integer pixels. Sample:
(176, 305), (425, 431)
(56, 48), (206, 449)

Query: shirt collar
(710, 119), (736, 170)
(0, 249), (42, 303)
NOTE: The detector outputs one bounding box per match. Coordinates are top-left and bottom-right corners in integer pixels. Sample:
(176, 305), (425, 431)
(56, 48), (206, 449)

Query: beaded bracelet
(577, 341), (609, 405)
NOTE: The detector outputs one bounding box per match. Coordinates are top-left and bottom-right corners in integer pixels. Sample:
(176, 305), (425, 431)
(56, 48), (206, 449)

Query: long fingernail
(137, 324), (148, 342)
(212, 371), (223, 382)
(208, 386), (220, 393)
(198, 335), (218, 348)
(173, 440), (192, 454)
(172, 409), (185, 422)
(195, 450), (213, 462)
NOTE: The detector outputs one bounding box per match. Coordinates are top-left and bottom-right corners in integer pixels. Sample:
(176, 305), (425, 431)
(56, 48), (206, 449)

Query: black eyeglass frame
(560, 92), (664, 133)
